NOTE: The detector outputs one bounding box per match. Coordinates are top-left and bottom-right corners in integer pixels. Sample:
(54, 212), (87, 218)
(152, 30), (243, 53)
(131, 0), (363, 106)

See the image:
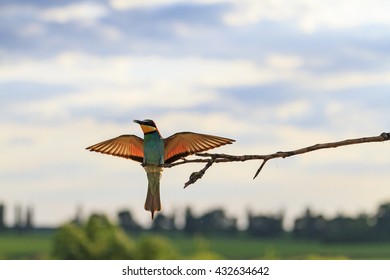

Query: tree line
(292, 204), (390, 242)
(2, 202), (390, 243)
(117, 202), (390, 243)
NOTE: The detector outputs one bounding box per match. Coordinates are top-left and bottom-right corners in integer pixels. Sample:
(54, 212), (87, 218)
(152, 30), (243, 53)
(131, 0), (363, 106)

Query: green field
(0, 232), (52, 259)
(170, 235), (390, 260)
(1, 232), (390, 260)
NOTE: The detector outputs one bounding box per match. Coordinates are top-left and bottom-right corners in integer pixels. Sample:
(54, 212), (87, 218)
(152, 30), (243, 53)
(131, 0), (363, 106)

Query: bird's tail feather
(144, 170), (162, 219)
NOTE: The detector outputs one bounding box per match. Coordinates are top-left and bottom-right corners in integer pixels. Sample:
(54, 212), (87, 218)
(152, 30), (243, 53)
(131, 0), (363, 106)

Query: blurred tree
(200, 209), (237, 235)
(151, 213), (176, 232)
(374, 203), (390, 240)
(52, 223), (91, 259)
(247, 212), (284, 237)
(184, 208), (237, 235)
(117, 210), (142, 232)
(322, 214), (372, 242)
(0, 204), (5, 230)
(52, 214), (136, 259)
(293, 208), (326, 240)
(136, 235), (179, 259)
(25, 206), (34, 230)
(14, 205), (23, 231)
(71, 205), (83, 226)
(184, 207), (201, 235)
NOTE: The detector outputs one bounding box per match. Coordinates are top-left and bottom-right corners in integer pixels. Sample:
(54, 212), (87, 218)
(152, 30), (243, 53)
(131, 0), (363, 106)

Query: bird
(86, 119), (235, 219)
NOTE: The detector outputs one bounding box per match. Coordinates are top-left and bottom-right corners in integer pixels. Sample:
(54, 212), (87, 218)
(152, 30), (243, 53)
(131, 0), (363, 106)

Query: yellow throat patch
(140, 124), (157, 134)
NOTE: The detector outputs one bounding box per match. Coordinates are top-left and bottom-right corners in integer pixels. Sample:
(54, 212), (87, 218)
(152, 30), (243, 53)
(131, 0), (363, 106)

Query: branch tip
(380, 132), (390, 139)
(253, 159), (268, 179)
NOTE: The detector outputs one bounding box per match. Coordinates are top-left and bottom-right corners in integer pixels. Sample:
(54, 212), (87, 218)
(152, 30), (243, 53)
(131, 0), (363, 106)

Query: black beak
(133, 120), (143, 125)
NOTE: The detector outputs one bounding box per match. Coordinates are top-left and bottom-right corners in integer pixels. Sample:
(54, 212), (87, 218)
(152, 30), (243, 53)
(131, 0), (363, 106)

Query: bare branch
(161, 132), (390, 188)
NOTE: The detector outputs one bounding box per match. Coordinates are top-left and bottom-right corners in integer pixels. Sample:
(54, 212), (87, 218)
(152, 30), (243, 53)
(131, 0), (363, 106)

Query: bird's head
(134, 119), (158, 134)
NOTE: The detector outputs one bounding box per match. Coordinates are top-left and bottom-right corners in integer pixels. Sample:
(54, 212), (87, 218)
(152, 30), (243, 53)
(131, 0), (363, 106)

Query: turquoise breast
(143, 132), (164, 165)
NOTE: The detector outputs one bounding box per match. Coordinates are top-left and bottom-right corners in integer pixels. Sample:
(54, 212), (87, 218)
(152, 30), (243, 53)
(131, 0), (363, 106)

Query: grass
(0, 232), (53, 260)
(2, 231), (390, 260)
(168, 234), (390, 260)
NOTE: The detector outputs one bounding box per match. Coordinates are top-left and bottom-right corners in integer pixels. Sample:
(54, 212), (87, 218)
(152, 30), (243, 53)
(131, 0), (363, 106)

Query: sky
(1, 0), (390, 229)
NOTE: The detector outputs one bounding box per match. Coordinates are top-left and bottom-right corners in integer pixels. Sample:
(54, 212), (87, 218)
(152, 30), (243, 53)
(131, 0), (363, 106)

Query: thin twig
(253, 159), (269, 180)
(161, 132), (390, 188)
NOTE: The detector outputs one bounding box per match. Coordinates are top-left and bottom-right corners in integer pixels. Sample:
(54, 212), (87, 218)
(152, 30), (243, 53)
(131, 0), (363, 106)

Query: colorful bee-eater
(86, 119), (234, 219)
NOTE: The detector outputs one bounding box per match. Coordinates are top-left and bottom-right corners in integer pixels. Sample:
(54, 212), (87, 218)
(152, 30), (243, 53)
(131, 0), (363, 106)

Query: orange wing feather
(164, 132), (235, 163)
(86, 134), (144, 163)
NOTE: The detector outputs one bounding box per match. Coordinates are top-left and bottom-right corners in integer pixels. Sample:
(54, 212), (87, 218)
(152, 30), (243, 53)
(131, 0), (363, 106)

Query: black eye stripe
(143, 119), (156, 127)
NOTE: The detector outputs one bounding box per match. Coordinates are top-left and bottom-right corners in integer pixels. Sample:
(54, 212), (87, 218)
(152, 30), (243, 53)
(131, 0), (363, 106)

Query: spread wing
(86, 135), (144, 163)
(164, 132), (235, 163)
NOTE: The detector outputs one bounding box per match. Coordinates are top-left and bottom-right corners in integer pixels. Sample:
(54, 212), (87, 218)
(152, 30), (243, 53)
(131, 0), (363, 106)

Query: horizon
(1, 197), (390, 231)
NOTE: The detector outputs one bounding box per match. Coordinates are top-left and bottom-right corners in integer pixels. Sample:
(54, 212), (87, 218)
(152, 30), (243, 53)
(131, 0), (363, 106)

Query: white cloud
(157, 112), (253, 138)
(109, 0), (182, 10)
(40, 2), (108, 23)
(4, 85), (218, 126)
(303, 71), (390, 91)
(276, 100), (311, 121)
(223, 0), (390, 32)
(0, 52), (276, 87)
(109, 0), (231, 10)
(97, 24), (122, 41)
(222, 0), (301, 26)
(2, 52), (390, 116)
(266, 54), (303, 70)
(109, 0), (390, 32)
(2, 2), (105, 25)
(0, 51), (306, 90)
(297, 0), (390, 32)
(17, 23), (46, 37)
